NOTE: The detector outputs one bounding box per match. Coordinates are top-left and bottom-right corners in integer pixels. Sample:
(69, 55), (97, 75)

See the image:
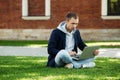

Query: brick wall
(0, 0), (119, 41)
(29, 0), (45, 16)
(0, 0), (120, 29)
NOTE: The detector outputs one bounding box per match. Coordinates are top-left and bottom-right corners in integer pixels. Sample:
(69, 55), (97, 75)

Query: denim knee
(58, 50), (72, 63)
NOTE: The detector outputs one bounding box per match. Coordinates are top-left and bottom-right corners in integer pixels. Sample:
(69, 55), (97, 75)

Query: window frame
(101, 0), (120, 19)
(22, 0), (51, 20)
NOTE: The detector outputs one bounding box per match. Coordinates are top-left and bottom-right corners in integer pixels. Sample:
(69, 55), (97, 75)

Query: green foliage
(0, 56), (120, 80)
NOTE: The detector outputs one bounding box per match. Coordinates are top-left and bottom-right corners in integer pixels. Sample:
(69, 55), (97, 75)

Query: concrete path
(0, 46), (48, 56)
(0, 46), (120, 58)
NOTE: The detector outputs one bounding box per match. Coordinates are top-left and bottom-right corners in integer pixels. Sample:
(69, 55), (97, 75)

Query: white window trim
(22, 0), (51, 20)
(101, 0), (120, 20)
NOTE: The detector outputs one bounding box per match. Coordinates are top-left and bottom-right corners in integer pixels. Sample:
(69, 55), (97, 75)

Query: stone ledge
(0, 29), (119, 41)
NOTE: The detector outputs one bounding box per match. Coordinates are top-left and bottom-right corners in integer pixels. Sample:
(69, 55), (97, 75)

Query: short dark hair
(65, 12), (78, 20)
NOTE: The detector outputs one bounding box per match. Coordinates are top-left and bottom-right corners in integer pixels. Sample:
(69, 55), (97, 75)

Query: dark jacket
(47, 29), (86, 67)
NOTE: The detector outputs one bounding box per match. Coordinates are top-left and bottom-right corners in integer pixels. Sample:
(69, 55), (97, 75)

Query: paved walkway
(0, 46), (120, 58)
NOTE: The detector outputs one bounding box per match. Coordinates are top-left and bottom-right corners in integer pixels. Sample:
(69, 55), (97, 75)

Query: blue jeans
(55, 50), (96, 68)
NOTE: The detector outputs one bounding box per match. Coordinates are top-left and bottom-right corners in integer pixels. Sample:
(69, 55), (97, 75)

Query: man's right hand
(69, 51), (77, 56)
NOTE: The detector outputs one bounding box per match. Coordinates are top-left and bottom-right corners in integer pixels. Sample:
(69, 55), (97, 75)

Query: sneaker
(64, 63), (73, 69)
(82, 62), (95, 68)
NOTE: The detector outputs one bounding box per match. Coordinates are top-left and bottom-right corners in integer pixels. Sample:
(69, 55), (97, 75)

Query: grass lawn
(0, 40), (120, 48)
(0, 56), (120, 80)
(0, 40), (120, 79)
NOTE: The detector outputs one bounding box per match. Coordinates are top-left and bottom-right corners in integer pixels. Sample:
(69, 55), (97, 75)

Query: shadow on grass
(0, 56), (120, 80)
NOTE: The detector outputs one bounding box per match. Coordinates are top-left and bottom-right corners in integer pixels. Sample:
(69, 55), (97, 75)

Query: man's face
(66, 17), (79, 32)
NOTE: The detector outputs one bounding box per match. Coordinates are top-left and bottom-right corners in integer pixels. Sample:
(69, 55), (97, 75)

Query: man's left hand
(93, 50), (99, 56)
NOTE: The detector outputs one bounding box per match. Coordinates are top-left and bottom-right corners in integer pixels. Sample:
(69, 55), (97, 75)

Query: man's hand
(93, 50), (99, 56)
(69, 51), (77, 56)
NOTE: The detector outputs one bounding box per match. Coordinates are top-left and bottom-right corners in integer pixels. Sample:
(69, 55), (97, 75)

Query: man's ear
(65, 20), (69, 23)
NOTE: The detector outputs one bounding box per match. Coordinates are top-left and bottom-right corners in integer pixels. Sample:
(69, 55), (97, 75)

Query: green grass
(0, 40), (48, 47)
(0, 40), (120, 48)
(86, 41), (120, 48)
(0, 56), (119, 80)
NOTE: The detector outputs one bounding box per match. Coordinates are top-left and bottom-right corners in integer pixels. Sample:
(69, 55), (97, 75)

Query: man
(47, 12), (99, 68)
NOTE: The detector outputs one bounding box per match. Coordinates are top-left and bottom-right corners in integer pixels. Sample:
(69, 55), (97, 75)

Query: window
(22, 0), (51, 20)
(101, 0), (120, 19)
(108, 0), (120, 15)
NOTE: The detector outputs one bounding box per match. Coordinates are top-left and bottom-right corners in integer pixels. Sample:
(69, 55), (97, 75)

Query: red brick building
(0, 0), (120, 40)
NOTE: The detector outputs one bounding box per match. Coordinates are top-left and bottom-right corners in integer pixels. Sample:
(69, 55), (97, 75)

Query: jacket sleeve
(76, 30), (87, 51)
(47, 29), (60, 56)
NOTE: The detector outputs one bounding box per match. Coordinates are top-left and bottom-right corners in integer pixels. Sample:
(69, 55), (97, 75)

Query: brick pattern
(0, 0), (120, 29)
(29, 0), (45, 16)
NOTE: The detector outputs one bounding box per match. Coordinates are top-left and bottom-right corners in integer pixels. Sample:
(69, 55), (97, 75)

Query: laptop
(72, 46), (100, 60)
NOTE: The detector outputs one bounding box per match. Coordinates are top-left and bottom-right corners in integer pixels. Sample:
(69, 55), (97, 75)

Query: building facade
(0, 0), (120, 40)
